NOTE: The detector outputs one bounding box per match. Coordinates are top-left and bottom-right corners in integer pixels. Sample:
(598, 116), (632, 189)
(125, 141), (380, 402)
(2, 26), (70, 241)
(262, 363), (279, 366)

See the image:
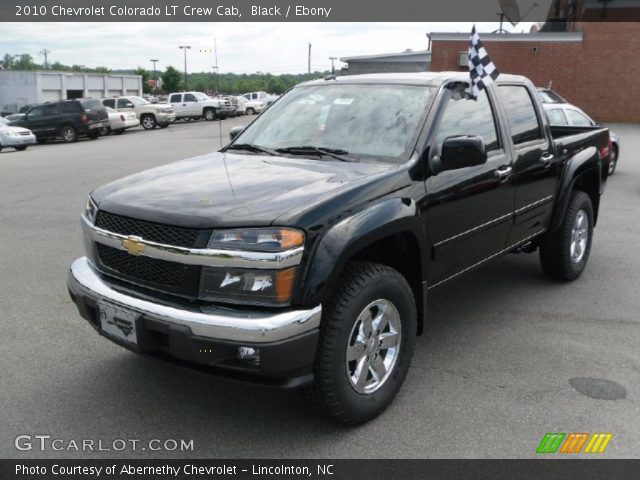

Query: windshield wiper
(226, 143), (279, 156)
(275, 146), (355, 162)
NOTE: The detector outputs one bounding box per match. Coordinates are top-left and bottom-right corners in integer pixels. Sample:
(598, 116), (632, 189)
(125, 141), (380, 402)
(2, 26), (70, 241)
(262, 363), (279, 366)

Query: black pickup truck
(68, 72), (610, 424)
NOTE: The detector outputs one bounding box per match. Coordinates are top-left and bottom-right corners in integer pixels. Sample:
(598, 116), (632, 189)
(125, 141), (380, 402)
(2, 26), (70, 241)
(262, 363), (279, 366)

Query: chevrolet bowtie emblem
(121, 236), (145, 256)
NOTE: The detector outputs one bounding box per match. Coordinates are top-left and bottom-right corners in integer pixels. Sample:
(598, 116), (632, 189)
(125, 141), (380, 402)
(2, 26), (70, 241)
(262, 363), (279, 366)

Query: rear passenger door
(497, 85), (560, 244)
(426, 86), (514, 285)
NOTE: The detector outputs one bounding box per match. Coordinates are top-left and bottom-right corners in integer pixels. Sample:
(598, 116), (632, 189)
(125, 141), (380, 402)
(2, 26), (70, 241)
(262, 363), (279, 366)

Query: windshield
(195, 92), (209, 101)
(129, 97), (149, 106)
(234, 83), (435, 162)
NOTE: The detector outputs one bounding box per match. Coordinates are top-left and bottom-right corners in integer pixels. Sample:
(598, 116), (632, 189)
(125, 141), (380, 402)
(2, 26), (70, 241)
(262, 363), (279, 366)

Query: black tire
(87, 131), (99, 140)
(540, 190), (594, 281)
(307, 261), (417, 424)
(114, 128), (125, 135)
(0, 145), (3, 153)
(60, 125), (78, 143)
(158, 124), (170, 129)
(203, 108), (217, 121)
(37, 138), (48, 144)
(141, 114), (157, 130)
(608, 145), (618, 175)
(15, 146), (28, 151)
(246, 107), (256, 115)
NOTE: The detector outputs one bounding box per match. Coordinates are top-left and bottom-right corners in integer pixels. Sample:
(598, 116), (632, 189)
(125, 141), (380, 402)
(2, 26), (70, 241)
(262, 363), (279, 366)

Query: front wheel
(308, 261), (416, 424)
(203, 108), (217, 121)
(141, 114), (157, 130)
(15, 146), (28, 151)
(608, 145), (618, 175)
(540, 190), (594, 281)
(246, 107), (256, 115)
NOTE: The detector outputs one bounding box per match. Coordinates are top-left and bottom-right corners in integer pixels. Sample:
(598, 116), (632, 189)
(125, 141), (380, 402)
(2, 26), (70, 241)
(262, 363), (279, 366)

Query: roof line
(428, 32), (583, 42)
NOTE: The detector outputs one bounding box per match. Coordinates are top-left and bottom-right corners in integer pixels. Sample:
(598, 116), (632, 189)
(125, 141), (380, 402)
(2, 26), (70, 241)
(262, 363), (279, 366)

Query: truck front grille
(94, 211), (204, 248)
(96, 244), (187, 287)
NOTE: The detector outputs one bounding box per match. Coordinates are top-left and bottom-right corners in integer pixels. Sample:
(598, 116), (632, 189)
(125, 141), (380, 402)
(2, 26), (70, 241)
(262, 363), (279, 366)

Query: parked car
(0, 116), (36, 152)
(68, 72), (609, 424)
(242, 91), (279, 106)
(102, 96), (175, 130)
(234, 96), (265, 115)
(9, 99), (109, 143)
(543, 103), (620, 175)
(168, 91), (234, 121)
(104, 107), (139, 134)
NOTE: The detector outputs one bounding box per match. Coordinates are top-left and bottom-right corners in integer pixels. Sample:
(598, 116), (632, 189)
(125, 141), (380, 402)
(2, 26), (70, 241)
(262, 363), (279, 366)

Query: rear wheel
(15, 146), (28, 151)
(203, 108), (217, 121)
(246, 107), (256, 115)
(540, 190), (593, 281)
(608, 145), (618, 175)
(60, 125), (78, 143)
(141, 114), (157, 130)
(308, 261), (416, 424)
(87, 131), (99, 140)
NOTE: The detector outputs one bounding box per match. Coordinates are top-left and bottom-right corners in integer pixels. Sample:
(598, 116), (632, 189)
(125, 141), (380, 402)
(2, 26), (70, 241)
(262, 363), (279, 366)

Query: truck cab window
(498, 85), (543, 144)
(117, 98), (131, 109)
(102, 99), (115, 108)
(170, 94), (182, 103)
(434, 89), (499, 152)
(184, 94), (197, 102)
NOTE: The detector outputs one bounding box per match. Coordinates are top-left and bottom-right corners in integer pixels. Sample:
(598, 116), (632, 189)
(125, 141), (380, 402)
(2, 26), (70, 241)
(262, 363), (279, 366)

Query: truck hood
(92, 152), (389, 228)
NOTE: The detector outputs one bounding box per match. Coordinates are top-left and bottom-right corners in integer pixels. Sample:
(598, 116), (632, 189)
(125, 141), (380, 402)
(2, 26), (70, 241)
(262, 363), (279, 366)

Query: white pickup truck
(168, 92), (234, 121)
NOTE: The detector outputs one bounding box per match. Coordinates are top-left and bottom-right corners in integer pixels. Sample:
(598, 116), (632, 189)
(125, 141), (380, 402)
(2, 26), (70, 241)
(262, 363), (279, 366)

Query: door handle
(541, 152), (554, 168)
(494, 165), (512, 181)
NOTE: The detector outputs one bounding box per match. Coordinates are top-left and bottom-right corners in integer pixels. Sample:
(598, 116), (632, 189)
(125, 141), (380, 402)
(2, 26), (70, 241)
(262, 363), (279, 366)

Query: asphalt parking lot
(1, 120), (639, 459)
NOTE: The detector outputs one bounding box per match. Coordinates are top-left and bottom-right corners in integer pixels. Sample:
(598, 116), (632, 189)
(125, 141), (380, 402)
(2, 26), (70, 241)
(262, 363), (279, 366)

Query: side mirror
(125, 103), (134, 108)
(432, 135), (487, 173)
(229, 126), (245, 141)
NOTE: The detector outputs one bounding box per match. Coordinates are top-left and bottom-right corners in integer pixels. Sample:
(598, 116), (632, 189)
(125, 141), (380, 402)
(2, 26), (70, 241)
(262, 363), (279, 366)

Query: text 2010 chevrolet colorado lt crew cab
(68, 72), (610, 424)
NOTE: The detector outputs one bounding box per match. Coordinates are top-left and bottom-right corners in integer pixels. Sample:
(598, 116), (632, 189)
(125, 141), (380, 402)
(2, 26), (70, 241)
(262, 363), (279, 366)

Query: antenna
(215, 34), (223, 151)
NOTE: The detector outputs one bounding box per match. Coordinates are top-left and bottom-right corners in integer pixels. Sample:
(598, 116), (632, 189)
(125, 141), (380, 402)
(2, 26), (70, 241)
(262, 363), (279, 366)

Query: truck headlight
(202, 228), (304, 306)
(199, 266), (297, 306)
(207, 228), (304, 252)
(84, 196), (98, 223)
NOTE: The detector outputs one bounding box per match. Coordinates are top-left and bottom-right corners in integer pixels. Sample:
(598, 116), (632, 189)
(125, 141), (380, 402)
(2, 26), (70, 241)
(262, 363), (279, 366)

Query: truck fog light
(238, 346), (260, 366)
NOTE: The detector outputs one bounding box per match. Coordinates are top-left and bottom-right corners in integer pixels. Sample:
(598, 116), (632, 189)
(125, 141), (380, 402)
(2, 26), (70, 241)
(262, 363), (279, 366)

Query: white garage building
(0, 70), (142, 114)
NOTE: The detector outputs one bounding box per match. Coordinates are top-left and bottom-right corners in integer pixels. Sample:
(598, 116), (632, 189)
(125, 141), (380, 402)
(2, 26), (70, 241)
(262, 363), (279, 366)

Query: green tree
(1, 53), (14, 69)
(13, 54), (38, 70)
(134, 67), (152, 94)
(94, 66), (111, 73)
(162, 66), (182, 93)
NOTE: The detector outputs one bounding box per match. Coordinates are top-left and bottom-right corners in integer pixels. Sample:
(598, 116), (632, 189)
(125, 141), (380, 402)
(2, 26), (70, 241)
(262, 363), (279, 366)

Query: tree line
(0, 53), (330, 96)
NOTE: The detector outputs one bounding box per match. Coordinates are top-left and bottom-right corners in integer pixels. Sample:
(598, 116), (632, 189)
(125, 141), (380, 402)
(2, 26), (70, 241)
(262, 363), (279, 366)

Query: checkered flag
(467, 25), (500, 98)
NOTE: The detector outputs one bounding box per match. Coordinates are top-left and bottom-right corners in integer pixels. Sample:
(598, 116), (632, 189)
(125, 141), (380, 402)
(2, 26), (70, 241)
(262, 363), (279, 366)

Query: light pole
(150, 59), (159, 89)
(211, 66), (219, 95)
(178, 46), (191, 90)
(329, 56), (337, 75)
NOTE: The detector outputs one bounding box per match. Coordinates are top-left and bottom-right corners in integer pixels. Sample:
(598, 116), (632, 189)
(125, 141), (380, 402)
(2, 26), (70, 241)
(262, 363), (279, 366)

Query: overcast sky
(0, 22), (535, 74)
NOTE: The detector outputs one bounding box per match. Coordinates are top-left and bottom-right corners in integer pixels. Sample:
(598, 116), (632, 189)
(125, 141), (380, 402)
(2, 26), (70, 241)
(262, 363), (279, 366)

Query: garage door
(41, 90), (61, 102)
(88, 90), (104, 99)
(107, 90), (122, 97)
(126, 90), (139, 96)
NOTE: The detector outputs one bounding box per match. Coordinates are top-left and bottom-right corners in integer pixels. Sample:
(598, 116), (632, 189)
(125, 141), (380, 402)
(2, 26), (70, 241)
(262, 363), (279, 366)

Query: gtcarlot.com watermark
(14, 434), (194, 452)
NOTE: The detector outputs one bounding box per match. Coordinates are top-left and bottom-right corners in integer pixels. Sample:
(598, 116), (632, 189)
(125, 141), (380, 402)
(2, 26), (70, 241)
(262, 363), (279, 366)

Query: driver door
(183, 93), (199, 116)
(425, 86), (514, 285)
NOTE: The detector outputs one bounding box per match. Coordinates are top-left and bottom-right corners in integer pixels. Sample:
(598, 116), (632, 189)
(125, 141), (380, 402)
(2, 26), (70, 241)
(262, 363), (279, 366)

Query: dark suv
(10, 99), (109, 143)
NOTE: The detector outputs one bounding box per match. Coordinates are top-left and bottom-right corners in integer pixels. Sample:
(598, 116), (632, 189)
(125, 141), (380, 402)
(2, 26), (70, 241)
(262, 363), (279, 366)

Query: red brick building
(429, 22), (640, 123)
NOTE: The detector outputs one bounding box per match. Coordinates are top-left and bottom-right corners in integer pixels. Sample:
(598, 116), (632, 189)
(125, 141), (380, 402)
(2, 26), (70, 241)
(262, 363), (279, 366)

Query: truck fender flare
(299, 197), (426, 306)
(549, 145), (601, 233)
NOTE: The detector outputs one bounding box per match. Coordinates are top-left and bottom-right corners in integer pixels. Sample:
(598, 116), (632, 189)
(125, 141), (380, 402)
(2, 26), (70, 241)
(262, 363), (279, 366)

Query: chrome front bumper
(67, 257), (322, 343)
